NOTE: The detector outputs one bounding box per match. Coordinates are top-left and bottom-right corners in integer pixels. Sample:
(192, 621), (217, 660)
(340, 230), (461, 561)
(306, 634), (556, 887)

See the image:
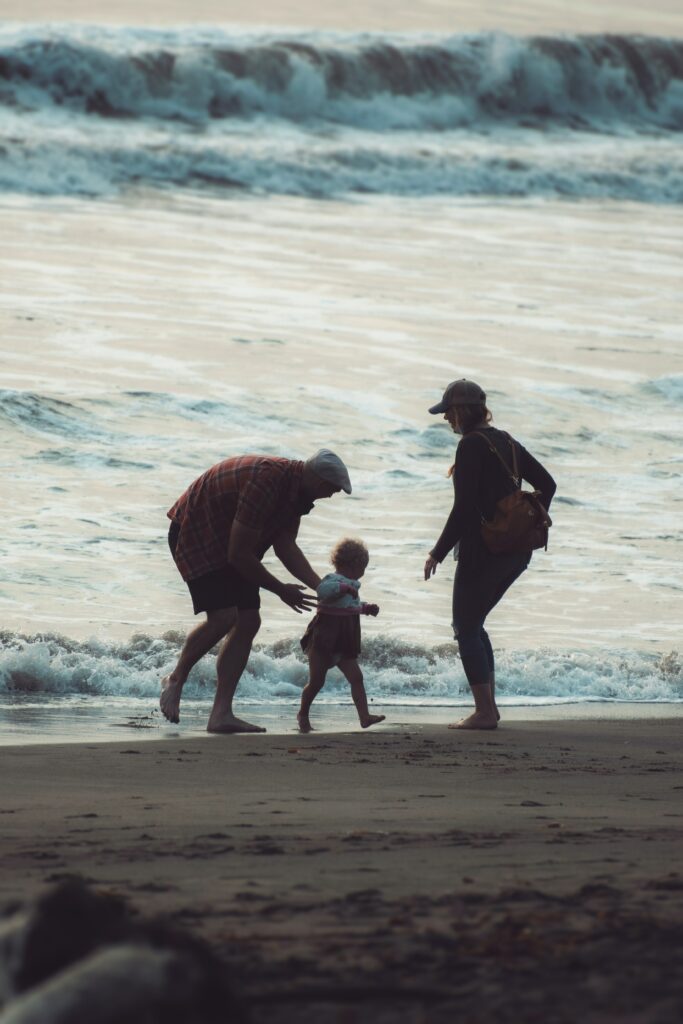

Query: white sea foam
(1, 122), (682, 203)
(647, 375), (683, 403)
(0, 633), (680, 705)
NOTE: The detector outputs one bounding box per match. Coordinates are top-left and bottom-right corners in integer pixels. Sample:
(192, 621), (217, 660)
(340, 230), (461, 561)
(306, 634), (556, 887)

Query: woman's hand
(424, 555), (439, 580)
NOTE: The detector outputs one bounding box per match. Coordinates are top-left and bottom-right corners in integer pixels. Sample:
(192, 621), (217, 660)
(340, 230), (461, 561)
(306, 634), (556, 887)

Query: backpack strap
(472, 431), (520, 488)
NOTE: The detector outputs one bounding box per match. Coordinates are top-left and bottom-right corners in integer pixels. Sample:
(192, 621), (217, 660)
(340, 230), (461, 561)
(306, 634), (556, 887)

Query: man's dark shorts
(168, 521), (261, 615)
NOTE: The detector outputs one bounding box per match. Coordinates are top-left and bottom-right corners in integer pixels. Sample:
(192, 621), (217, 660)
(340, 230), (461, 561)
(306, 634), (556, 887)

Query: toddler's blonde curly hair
(331, 537), (369, 572)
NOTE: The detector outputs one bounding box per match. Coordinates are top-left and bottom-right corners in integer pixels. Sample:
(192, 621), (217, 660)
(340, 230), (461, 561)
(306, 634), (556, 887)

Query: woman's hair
(331, 537), (369, 571)
(447, 402), (492, 477)
(454, 402), (492, 434)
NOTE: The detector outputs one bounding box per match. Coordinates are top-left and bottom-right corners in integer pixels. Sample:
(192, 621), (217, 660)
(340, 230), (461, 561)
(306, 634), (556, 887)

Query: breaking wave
(1, 631), (681, 705)
(1, 30), (682, 130)
(1, 27), (683, 201)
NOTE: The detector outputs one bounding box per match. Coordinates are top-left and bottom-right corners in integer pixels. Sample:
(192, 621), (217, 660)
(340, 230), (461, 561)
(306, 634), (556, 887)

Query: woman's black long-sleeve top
(431, 427), (556, 580)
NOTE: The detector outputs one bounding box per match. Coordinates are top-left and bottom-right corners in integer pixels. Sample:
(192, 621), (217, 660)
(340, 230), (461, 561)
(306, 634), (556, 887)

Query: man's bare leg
(160, 608), (236, 723)
(449, 682), (498, 730)
(298, 650), (330, 733)
(339, 659), (385, 729)
(207, 609), (265, 734)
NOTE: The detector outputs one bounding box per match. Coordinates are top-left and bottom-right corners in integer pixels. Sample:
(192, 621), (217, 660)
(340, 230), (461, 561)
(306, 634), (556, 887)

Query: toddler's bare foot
(448, 712), (498, 731)
(160, 675), (182, 724)
(297, 712), (313, 733)
(207, 713), (266, 734)
(361, 714), (385, 729)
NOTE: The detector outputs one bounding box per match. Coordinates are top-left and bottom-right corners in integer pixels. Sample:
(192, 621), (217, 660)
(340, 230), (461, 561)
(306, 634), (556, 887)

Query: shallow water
(2, 194), (681, 649)
(2, 693), (681, 747)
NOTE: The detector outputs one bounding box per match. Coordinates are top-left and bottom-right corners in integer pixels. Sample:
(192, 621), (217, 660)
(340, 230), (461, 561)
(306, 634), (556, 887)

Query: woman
(424, 379), (556, 730)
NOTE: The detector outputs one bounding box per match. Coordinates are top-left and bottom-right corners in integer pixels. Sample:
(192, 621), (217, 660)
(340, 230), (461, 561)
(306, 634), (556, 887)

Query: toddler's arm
(360, 603), (379, 617)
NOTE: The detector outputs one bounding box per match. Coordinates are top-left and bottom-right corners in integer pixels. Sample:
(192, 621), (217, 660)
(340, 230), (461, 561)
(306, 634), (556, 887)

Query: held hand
(424, 555), (438, 581)
(365, 604), (380, 617)
(278, 583), (317, 613)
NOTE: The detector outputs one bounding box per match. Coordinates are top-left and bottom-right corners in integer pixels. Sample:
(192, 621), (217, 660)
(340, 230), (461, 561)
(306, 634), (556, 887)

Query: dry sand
(2, 718), (682, 1022)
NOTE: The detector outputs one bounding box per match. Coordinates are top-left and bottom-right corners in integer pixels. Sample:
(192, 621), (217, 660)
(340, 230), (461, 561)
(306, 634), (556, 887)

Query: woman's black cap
(428, 379), (486, 414)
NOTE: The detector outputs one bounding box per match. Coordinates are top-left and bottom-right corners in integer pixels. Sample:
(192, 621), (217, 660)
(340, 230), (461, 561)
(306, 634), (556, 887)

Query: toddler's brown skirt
(300, 613), (361, 662)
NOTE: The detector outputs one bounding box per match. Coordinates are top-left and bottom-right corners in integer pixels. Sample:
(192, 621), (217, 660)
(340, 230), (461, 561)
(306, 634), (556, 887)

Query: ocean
(1, 12), (682, 740)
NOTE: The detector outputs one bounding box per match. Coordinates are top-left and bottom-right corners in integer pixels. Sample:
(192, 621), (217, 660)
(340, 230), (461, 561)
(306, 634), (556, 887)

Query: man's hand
(424, 555), (438, 580)
(278, 583), (317, 613)
(364, 603), (380, 617)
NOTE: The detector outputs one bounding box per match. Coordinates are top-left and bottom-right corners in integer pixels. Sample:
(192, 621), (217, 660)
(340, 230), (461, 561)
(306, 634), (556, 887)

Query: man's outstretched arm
(229, 521), (316, 612)
(272, 522), (321, 591)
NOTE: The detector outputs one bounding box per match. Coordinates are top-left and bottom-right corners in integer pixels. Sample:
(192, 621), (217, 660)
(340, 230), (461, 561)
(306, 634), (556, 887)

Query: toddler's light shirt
(316, 573), (370, 615)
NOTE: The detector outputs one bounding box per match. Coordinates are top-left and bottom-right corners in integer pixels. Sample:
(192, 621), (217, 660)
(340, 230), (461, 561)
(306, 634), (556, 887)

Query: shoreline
(1, 701), (682, 747)
(2, 718), (681, 1021)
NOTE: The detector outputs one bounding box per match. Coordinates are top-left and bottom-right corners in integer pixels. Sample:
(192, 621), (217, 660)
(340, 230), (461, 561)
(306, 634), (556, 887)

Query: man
(161, 449), (352, 734)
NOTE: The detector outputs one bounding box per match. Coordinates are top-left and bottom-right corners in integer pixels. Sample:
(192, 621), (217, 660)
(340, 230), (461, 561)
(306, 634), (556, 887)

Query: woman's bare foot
(207, 713), (266, 734)
(297, 712), (313, 733)
(360, 714), (386, 729)
(160, 675), (183, 724)
(448, 712), (498, 730)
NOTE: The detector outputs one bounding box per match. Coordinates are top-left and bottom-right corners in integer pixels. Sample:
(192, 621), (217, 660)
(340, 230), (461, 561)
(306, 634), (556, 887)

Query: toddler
(298, 537), (385, 733)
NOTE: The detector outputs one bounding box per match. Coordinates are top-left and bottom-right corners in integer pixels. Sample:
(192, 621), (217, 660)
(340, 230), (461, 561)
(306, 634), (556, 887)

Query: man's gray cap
(428, 378), (487, 414)
(305, 449), (352, 494)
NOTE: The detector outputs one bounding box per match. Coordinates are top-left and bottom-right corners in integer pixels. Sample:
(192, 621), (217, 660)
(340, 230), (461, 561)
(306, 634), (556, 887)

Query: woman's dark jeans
(452, 551), (530, 685)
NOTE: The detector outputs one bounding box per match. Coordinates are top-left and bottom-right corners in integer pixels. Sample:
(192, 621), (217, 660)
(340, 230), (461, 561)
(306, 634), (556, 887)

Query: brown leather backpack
(473, 432), (552, 555)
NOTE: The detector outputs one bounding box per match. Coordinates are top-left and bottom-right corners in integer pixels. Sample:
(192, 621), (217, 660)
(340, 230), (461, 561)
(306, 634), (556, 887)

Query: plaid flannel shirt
(167, 456), (308, 581)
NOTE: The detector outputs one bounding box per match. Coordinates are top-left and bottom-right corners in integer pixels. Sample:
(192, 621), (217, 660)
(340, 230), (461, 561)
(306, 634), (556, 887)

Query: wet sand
(2, 717), (682, 1021)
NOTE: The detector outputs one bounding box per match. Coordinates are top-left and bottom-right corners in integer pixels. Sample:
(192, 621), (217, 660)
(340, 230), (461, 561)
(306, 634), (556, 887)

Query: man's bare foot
(160, 675), (183, 724)
(360, 714), (386, 729)
(448, 712), (498, 730)
(207, 713), (266, 734)
(297, 712), (313, 733)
